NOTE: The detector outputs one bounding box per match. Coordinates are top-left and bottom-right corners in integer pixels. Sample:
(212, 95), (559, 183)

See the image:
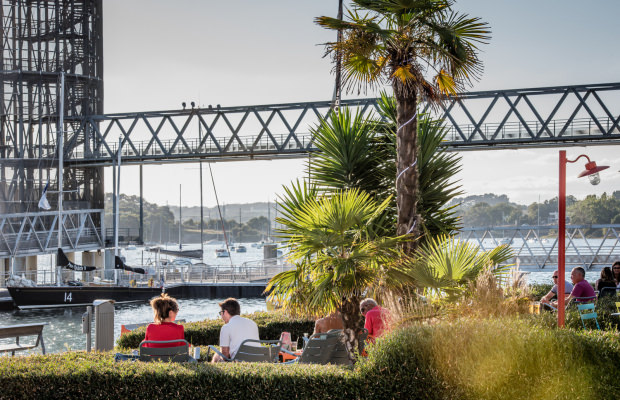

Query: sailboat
(7, 73), (181, 309)
(147, 185), (202, 259)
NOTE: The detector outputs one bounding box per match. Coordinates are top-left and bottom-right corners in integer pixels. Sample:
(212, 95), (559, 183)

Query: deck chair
(207, 339), (281, 362)
(598, 287), (619, 299)
(283, 329), (352, 366)
(139, 339), (196, 363)
(611, 302), (620, 318)
(576, 303), (600, 330)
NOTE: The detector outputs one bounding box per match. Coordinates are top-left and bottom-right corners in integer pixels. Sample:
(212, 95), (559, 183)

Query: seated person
(595, 266), (617, 297)
(211, 298), (259, 363)
(550, 267), (595, 308)
(360, 298), (390, 339)
(540, 270), (573, 307)
(313, 311), (344, 335)
(144, 293), (185, 348)
(613, 261), (620, 287)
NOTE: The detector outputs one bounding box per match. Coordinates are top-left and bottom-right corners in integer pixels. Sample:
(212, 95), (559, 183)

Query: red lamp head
(577, 161), (609, 185)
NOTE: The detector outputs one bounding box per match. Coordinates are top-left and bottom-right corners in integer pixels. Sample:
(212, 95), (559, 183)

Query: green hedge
(3, 318), (620, 400)
(117, 311), (315, 349)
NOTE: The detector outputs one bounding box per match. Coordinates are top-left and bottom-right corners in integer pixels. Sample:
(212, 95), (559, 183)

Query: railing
(0, 209), (105, 258)
(41, 82), (620, 165)
(1, 257), (295, 288)
(459, 224), (620, 270)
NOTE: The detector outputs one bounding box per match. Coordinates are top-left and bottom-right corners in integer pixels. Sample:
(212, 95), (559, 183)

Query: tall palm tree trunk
(338, 296), (363, 362)
(395, 92), (421, 254)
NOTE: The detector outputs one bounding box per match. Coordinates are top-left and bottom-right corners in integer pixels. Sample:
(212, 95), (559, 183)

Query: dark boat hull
(7, 285), (183, 309)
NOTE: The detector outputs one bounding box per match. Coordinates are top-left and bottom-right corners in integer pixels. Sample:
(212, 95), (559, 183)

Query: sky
(102, 0), (620, 208)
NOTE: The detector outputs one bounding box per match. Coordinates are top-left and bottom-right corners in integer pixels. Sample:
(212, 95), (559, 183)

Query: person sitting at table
(313, 311), (343, 335)
(540, 270), (573, 308)
(550, 267), (596, 308)
(595, 266), (617, 297)
(211, 298), (259, 363)
(144, 293), (185, 348)
(360, 298), (390, 339)
(612, 261), (620, 287)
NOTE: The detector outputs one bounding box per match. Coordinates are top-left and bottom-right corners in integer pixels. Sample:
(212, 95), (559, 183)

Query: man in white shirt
(211, 297), (260, 362)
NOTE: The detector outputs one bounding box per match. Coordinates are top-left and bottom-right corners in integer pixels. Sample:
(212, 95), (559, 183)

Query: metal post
(199, 117), (204, 261)
(57, 72), (64, 250)
(115, 136), (122, 256)
(558, 150), (566, 327)
(179, 184), (182, 250)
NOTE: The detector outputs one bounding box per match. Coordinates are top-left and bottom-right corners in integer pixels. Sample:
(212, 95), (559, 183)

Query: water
(0, 297), (267, 354)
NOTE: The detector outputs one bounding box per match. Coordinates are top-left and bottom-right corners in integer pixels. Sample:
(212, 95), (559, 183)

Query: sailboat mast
(57, 72), (64, 249)
(179, 184), (182, 250)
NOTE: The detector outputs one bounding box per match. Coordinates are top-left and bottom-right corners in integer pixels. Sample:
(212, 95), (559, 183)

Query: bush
(358, 317), (620, 400)
(3, 318), (620, 399)
(117, 311), (315, 349)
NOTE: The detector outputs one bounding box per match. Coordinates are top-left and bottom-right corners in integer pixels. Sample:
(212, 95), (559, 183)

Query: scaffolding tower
(0, 0), (104, 216)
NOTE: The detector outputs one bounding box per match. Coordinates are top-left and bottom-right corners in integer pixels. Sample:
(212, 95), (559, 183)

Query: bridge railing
(0, 209), (105, 258)
(458, 224), (620, 270)
(49, 82), (620, 164)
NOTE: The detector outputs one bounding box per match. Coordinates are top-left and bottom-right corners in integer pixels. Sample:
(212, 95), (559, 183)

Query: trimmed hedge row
(117, 311), (315, 349)
(3, 318), (620, 400)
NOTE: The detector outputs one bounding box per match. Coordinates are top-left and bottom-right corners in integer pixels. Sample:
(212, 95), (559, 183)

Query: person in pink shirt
(360, 298), (390, 339)
(566, 267), (595, 303)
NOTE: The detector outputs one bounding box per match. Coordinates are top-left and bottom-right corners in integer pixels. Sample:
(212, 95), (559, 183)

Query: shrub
(358, 317), (620, 400)
(3, 318), (619, 400)
(117, 311), (315, 349)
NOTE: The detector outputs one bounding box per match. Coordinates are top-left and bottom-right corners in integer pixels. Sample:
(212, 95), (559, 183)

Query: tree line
(454, 191), (620, 227)
(104, 194), (272, 243)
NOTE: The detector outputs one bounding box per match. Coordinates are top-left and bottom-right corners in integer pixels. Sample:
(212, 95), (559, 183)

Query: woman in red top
(144, 293), (185, 348)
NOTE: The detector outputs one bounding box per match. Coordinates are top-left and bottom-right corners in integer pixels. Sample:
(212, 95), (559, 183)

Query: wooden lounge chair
(139, 339), (196, 363)
(207, 339), (281, 362)
(283, 329), (352, 366)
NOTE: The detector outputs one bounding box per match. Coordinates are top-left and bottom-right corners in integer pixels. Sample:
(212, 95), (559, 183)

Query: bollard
(82, 306), (92, 352)
(94, 299), (115, 352)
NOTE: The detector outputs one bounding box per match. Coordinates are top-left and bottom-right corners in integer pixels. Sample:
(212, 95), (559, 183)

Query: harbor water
(0, 243), (272, 354)
(0, 297), (267, 354)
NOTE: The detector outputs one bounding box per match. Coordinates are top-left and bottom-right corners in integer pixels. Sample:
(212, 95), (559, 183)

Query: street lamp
(557, 151), (609, 327)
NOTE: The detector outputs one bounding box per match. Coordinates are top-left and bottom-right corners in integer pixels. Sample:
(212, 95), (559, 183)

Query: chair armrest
(207, 345), (232, 362)
(280, 348), (297, 356)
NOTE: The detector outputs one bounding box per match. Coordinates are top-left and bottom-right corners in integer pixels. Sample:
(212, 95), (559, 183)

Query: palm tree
(266, 185), (404, 357)
(310, 94), (463, 244)
(396, 234), (513, 300)
(316, 0), (490, 253)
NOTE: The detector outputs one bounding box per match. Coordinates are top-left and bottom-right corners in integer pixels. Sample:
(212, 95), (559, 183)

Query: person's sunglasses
(552, 276), (558, 279)
(218, 310), (224, 316)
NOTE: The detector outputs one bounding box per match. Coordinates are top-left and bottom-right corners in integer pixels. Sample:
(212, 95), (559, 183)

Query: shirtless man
(313, 311), (343, 334)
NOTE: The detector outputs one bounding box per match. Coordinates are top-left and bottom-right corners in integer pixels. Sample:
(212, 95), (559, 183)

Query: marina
(1, 244), (291, 310)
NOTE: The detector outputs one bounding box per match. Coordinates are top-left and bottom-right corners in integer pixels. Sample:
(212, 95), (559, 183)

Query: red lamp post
(557, 150), (609, 327)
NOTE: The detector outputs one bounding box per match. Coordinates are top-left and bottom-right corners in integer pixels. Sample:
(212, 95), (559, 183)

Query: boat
(235, 245), (247, 253)
(215, 248), (230, 258)
(7, 248), (180, 309)
(147, 246), (202, 259)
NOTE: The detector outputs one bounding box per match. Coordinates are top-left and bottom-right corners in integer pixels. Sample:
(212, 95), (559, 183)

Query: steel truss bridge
(460, 225), (620, 271)
(3, 82), (620, 262)
(5, 81), (616, 167)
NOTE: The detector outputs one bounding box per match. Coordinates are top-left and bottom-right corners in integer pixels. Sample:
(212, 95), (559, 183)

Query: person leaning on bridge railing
(540, 270), (573, 308)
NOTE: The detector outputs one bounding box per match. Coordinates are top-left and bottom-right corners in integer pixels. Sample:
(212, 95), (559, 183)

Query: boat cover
(57, 248), (96, 272)
(115, 256), (146, 274)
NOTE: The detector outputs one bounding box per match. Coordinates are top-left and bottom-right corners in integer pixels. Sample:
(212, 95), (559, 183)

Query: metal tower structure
(0, 0), (104, 216)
